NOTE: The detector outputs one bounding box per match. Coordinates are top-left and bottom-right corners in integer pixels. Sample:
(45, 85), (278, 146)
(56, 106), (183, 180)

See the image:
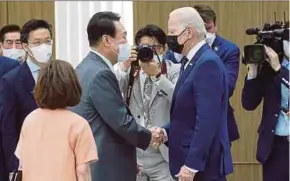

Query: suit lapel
(149, 83), (158, 107)
(132, 76), (143, 108)
(172, 44), (210, 101)
(20, 62), (35, 99)
(212, 35), (222, 56)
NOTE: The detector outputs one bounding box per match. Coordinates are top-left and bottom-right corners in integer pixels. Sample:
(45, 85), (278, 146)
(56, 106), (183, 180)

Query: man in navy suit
(165, 5), (240, 143)
(0, 56), (19, 181)
(162, 7), (233, 181)
(0, 19), (53, 176)
(242, 36), (289, 181)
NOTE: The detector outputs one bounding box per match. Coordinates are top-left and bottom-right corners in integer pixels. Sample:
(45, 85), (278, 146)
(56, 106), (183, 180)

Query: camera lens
(138, 45), (154, 62)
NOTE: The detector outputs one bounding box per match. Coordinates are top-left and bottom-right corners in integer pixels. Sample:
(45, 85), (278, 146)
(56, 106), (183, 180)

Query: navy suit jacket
(242, 64), (289, 164)
(0, 56), (19, 181)
(165, 35), (240, 142)
(167, 44), (233, 180)
(0, 62), (37, 172)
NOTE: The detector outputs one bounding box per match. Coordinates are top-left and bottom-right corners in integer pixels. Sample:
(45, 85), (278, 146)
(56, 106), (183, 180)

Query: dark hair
(134, 24), (167, 47)
(87, 11), (121, 46)
(0, 24), (21, 42)
(20, 19), (53, 43)
(193, 5), (217, 24)
(34, 60), (82, 109)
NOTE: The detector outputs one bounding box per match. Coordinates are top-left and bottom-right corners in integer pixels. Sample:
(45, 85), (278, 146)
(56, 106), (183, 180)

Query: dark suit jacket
(165, 35), (240, 142)
(70, 52), (152, 181)
(0, 56), (19, 181)
(242, 64), (289, 164)
(0, 62), (37, 173)
(212, 35), (240, 142)
(166, 44), (233, 181)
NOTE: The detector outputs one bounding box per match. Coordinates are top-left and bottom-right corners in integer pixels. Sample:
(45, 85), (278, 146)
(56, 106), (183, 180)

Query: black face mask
(166, 28), (187, 54)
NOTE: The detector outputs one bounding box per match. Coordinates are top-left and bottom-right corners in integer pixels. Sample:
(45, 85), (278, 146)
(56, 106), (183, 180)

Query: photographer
(242, 39), (289, 181)
(114, 24), (180, 181)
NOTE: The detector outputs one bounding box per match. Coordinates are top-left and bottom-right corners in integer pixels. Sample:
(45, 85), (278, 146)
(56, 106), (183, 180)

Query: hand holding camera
(120, 47), (138, 72)
(140, 61), (160, 76)
(264, 46), (281, 72)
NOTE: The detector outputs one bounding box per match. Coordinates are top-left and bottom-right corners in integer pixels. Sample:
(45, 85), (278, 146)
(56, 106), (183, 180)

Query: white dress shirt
(90, 49), (114, 72)
(184, 40), (207, 70)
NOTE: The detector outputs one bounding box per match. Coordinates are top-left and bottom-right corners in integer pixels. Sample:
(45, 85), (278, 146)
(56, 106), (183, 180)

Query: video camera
(243, 13), (289, 65)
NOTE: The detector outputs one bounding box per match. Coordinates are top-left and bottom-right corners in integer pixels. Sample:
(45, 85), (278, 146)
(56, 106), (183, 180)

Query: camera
(136, 45), (155, 62)
(243, 20), (289, 65)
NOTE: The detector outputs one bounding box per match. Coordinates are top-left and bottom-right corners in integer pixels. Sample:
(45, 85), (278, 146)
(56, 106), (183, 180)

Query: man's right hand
(120, 47), (138, 71)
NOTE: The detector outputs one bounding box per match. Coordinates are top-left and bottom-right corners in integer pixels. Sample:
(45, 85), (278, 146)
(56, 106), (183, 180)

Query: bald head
(168, 7), (207, 39)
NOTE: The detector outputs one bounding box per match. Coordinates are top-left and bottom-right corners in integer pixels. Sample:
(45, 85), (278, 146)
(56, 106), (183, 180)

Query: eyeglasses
(2, 40), (22, 49)
(28, 39), (53, 47)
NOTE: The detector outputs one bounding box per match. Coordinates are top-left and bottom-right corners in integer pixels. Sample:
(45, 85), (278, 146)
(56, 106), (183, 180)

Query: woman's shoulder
(64, 110), (89, 127)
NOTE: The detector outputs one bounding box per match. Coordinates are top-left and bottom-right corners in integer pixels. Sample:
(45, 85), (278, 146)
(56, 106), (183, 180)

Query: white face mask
(174, 52), (183, 62)
(28, 44), (52, 63)
(117, 43), (131, 62)
(2, 48), (25, 60)
(205, 32), (216, 46)
(153, 54), (163, 62)
(283, 40), (289, 59)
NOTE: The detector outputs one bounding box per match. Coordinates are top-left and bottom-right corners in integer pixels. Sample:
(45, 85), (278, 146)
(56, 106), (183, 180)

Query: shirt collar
(186, 40), (207, 61)
(90, 49), (114, 72)
(26, 57), (40, 72)
(208, 35), (216, 47)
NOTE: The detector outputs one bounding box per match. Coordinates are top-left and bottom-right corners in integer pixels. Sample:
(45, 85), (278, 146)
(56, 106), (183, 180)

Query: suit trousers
(263, 136), (289, 181)
(137, 147), (174, 181)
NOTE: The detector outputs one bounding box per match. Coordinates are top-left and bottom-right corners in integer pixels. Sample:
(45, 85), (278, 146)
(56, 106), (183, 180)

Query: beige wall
(133, 1), (289, 181)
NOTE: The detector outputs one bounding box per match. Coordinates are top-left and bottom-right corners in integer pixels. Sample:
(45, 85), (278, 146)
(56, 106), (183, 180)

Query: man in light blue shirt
(0, 19), (53, 178)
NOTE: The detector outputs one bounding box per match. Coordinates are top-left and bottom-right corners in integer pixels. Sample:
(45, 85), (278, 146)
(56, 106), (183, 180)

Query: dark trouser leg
(262, 136), (289, 181)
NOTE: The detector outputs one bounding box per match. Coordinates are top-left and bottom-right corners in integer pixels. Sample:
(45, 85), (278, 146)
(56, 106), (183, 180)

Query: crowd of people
(0, 4), (289, 181)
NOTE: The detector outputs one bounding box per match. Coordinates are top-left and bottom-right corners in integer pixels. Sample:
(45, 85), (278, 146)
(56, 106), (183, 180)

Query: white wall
(54, 1), (133, 67)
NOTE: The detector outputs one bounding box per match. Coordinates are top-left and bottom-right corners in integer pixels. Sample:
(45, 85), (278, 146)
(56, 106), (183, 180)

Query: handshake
(149, 126), (167, 148)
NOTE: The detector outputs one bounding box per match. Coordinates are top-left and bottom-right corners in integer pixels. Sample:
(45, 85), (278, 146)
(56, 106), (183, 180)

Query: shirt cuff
(247, 74), (256, 80)
(184, 166), (198, 173)
(161, 128), (168, 142)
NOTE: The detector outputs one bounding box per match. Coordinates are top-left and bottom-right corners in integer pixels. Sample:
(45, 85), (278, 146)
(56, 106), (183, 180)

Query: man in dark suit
(165, 5), (240, 143)
(0, 56), (19, 181)
(0, 19), (53, 177)
(163, 7), (233, 181)
(70, 12), (157, 181)
(242, 36), (289, 181)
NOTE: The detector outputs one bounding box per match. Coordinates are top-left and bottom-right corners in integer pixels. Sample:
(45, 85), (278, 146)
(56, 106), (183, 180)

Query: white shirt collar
(206, 34), (216, 47)
(186, 40), (207, 65)
(90, 49), (114, 72)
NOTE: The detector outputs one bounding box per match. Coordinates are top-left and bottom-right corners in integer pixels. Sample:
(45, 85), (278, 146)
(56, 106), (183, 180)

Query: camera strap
(126, 61), (140, 106)
(161, 59), (168, 77)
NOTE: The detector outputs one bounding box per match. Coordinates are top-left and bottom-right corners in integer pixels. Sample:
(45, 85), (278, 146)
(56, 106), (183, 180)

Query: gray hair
(170, 7), (207, 39)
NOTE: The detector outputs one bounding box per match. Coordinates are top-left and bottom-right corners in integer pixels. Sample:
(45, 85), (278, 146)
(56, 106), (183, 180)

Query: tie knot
(181, 56), (189, 65)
